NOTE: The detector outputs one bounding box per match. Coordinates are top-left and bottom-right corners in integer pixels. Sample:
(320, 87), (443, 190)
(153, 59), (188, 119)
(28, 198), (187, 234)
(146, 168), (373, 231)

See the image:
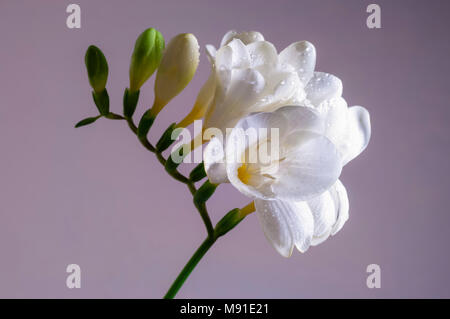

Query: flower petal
(279, 41), (316, 85)
(246, 41), (278, 70)
(224, 111), (287, 199)
(310, 230), (332, 246)
(276, 105), (326, 134)
(339, 106), (371, 165)
(214, 45), (233, 97)
(307, 190), (336, 238)
(255, 69), (303, 112)
(305, 72), (343, 106)
(255, 198), (314, 256)
(205, 44), (216, 61)
(328, 180), (349, 235)
(215, 44), (232, 70)
(220, 30), (264, 47)
(224, 107), (341, 201)
(316, 97), (348, 140)
(271, 130), (342, 201)
(203, 137), (228, 184)
(227, 39), (251, 69)
(205, 68), (265, 131)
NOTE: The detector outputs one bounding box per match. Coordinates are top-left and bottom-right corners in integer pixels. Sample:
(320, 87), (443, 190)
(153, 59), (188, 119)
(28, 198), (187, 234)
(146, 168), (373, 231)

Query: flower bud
(193, 181), (218, 205)
(129, 28), (165, 92)
(152, 33), (200, 115)
(214, 208), (243, 238)
(189, 163), (206, 182)
(156, 123), (182, 152)
(85, 45), (108, 94)
(214, 202), (254, 237)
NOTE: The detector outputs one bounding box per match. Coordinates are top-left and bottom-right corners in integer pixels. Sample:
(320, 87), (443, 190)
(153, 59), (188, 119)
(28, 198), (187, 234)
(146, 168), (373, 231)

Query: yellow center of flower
(237, 163), (252, 185)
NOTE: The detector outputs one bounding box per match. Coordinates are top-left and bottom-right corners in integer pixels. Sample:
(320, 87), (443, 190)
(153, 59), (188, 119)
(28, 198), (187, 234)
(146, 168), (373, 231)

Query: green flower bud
(214, 208), (244, 238)
(137, 109), (156, 142)
(156, 123), (182, 152)
(193, 181), (218, 205)
(129, 28), (165, 92)
(85, 45), (109, 93)
(165, 145), (186, 174)
(123, 88), (140, 118)
(189, 163), (206, 182)
(214, 202), (254, 238)
(152, 33), (200, 115)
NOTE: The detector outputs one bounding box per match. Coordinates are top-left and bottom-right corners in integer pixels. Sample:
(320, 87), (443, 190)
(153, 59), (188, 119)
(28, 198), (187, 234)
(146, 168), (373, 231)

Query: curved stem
(121, 116), (205, 216)
(164, 237), (216, 299)
(194, 202), (215, 238)
(125, 116), (137, 134)
(109, 111), (220, 297)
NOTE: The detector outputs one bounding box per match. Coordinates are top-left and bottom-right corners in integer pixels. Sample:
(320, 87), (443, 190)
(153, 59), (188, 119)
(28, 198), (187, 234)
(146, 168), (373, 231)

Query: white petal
(205, 68), (265, 131)
(307, 190), (336, 238)
(255, 199), (314, 256)
(276, 105), (326, 134)
(254, 69), (302, 112)
(203, 137), (228, 184)
(339, 106), (371, 165)
(220, 30), (264, 47)
(271, 131), (342, 201)
(229, 108), (290, 140)
(225, 126), (279, 199)
(215, 39), (251, 70)
(205, 44), (216, 61)
(227, 68), (265, 101)
(316, 97), (348, 144)
(232, 105), (324, 139)
(279, 41), (316, 85)
(311, 230), (332, 246)
(305, 72), (343, 106)
(220, 30), (238, 47)
(227, 39), (251, 69)
(246, 41), (278, 70)
(328, 180), (349, 235)
(225, 107), (341, 201)
(214, 45), (233, 93)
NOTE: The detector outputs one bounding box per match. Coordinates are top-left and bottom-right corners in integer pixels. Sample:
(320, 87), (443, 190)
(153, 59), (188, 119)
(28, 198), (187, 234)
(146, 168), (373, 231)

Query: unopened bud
(129, 28), (165, 92)
(153, 33), (200, 115)
(85, 45), (108, 94)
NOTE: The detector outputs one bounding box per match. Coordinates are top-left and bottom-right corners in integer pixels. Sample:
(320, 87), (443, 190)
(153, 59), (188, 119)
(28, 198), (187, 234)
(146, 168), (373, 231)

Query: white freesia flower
(204, 102), (370, 256)
(223, 106), (342, 201)
(199, 30), (371, 257)
(178, 30), (343, 131)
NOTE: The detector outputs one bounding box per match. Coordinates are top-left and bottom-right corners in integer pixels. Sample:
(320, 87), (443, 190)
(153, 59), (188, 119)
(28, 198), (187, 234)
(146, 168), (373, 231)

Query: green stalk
(164, 237), (216, 299)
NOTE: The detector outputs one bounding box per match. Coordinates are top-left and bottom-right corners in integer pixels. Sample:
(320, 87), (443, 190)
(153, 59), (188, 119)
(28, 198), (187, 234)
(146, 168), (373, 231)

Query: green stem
(109, 111), (219, 298)
(194, 202), (214, 238)
(121, 116), (203, 209)
(125, 116), (138, 134)
(164, 236), (216, 299)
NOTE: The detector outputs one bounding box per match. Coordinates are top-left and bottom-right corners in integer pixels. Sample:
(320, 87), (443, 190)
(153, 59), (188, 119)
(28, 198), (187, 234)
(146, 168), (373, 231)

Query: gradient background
(0, 0), (449, 298)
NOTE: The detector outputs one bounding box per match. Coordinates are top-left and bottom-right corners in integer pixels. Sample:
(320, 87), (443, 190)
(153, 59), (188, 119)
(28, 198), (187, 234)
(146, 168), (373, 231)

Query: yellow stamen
(237, 163), (252, 185)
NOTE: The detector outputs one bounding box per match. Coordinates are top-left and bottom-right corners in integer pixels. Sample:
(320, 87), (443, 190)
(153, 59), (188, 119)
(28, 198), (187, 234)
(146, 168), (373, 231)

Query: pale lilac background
(0, 0), (449, 298)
